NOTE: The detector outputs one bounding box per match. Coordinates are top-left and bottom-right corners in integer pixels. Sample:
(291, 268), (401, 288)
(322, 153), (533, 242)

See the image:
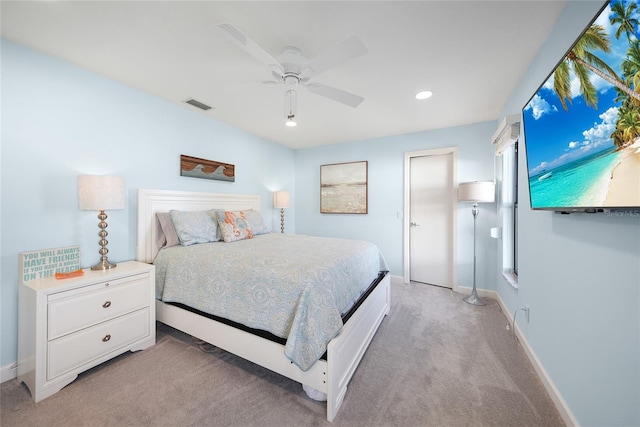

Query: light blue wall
(294, 123), (498, 289)
(0, 40), (295, 369)
(498, 1), (640, 426)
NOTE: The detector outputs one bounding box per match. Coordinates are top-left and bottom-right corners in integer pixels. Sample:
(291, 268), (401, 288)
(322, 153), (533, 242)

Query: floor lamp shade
(458, 181), (495, 203)
(78, 175), (125, 270)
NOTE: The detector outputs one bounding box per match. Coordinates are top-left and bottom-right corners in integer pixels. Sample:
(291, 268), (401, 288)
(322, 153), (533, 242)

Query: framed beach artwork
(320, 161), (368, 214)
(180, 155), (235, 182)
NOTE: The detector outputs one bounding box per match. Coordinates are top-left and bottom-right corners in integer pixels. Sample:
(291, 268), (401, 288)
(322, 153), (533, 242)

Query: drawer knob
(102, 334), (111, 342)
(102, 301), (111, 308)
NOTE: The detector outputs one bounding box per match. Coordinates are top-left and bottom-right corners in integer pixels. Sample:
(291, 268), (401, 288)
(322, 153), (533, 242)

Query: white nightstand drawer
(48, 275), (149, 340)
(47, 307), (150, 380)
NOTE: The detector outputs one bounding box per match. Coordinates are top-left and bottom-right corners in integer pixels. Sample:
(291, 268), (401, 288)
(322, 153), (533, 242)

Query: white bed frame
(136, 189), (390, 422)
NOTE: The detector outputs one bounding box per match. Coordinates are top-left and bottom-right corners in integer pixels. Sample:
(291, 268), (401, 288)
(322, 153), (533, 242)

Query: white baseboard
(1, 363), (17, 383)
(455, 285), (497, 300)
(490, 291), (579, 427)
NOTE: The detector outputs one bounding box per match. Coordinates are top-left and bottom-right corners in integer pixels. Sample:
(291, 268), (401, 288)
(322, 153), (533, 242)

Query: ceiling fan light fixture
(285, 116), (297, 127)
(284, 89), (297, 127)
(415, 90), (433, 100)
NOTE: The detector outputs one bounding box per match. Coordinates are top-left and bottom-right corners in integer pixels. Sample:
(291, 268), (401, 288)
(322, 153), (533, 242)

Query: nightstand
(18, 260), (155, 402)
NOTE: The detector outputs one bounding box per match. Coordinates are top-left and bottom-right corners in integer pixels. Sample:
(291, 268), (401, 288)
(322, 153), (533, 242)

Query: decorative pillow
(243, 209), (269, 235)
(170, 210), (219, 246)
(155, 212), (180, 249)
(215, 210), (254, 242)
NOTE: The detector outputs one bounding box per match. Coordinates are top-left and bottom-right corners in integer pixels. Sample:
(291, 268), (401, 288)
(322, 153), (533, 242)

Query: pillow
(206, 209), (224, 241)
(170, 210), (220, 246)
(243, 209), (268, 235)
(155, 212), (180, 249)
(215, 210), (254, 242)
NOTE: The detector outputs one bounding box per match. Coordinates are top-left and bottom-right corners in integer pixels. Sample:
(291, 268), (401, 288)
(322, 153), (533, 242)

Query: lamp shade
(458, 181), (495, 203)
(78, 175), (125, 210)
(274, 191), (290, 209)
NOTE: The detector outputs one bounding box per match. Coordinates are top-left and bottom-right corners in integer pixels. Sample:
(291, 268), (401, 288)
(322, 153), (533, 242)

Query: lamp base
(90, 259), (117, 271)
(91, 209), (117, 271)
(463, 291), (487, 306)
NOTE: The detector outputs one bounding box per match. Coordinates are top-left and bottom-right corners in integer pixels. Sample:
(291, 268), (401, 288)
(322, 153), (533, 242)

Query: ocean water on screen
(529, 146), (621, 208)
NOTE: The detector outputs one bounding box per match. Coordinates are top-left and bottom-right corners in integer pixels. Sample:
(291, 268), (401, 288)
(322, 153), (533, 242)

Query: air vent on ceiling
(184, 98), (213, 111)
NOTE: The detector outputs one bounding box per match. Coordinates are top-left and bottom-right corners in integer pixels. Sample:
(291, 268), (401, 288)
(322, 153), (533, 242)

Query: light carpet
(1, 282), (564, 426)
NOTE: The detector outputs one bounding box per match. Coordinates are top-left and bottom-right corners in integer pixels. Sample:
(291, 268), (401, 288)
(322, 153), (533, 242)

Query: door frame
(403, 147), (458, 292)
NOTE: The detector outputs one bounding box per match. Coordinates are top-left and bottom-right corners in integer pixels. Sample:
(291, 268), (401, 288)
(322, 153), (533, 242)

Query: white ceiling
(1, 1), (568, 149)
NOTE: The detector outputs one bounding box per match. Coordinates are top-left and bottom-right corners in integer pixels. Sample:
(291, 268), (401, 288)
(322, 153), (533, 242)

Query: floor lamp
(458, 181), (495, 306)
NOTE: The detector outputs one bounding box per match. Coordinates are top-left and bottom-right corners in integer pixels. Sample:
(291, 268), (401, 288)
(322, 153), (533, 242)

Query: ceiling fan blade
(216, 23), (285, 76)
(302, 35), (367, 78)
(305, 82), (364, 108)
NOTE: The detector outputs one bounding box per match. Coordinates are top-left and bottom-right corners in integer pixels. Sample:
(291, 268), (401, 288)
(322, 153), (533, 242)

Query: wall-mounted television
(522, 0), (640, 211)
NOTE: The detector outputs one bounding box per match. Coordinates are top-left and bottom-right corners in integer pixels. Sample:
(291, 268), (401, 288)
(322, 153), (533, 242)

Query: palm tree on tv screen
(620, 40), (640, 103)
(551, 0), (640, 149)
(553, 24), (637, 111)
(611, 104), (640, 147)
(610, 0), (640, 147)
(610, 0), (639, 42)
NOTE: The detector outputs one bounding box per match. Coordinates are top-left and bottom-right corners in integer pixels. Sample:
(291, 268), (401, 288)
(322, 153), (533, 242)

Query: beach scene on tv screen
(523, 0), (640, 209)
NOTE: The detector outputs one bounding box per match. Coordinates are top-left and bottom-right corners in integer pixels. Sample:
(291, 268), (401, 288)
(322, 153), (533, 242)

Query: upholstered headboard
(136, 189), (261, 263)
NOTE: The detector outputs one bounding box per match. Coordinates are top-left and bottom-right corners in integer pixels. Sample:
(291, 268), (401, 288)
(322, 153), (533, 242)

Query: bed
(136, 189), (391, 421)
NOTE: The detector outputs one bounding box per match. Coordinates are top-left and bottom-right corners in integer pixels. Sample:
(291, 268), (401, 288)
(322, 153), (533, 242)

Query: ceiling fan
(216, 23), (367, 126)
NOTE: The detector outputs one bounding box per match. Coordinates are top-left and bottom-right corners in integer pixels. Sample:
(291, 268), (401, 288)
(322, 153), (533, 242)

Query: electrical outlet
(524, 305), (530, 323)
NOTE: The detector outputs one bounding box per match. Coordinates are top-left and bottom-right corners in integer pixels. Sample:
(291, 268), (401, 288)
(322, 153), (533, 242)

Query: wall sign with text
(19, 246), (81, 283)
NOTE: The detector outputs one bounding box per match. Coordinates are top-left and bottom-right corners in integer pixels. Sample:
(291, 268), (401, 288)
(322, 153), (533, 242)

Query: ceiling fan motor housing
(283, 73), (300, 88)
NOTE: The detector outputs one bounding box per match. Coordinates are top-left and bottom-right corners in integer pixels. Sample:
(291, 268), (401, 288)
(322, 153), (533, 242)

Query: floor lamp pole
(464, 202), (486, 306)
(280, 207), (285, 234)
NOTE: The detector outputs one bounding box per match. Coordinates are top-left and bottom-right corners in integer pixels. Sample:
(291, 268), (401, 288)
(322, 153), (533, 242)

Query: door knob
(410, 222), (420, 227)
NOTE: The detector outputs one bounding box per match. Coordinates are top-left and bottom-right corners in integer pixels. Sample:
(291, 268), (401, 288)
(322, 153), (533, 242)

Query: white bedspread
(154, 233), (388, 370)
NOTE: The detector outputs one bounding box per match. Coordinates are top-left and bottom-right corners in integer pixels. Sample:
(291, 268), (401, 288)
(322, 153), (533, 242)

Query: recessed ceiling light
(415, 90), (433, 100)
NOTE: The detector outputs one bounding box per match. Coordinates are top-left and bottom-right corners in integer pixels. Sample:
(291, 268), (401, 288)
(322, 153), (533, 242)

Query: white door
(408, 150), (455, 287)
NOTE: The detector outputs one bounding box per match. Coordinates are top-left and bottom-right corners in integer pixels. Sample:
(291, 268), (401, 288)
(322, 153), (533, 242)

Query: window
(512, 141), (519, 277)
(493, 115), (519, 288)
(500, 140), (518, 287)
